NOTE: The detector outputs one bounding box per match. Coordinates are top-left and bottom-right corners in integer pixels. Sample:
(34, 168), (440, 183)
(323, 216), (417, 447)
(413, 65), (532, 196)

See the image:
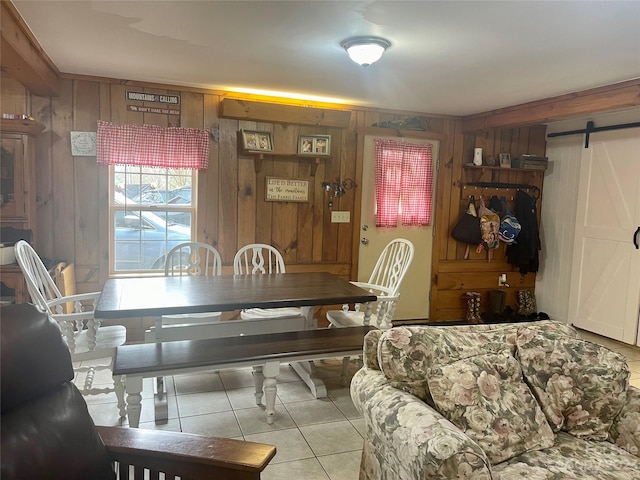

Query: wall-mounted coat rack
(465, 182), (541, 200)
(547, 120), (640, 148)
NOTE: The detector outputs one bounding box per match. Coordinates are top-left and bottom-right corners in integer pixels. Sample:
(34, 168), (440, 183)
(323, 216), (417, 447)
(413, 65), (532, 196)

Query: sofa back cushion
(517, 330), (629, 440)
(377, 321), (578, 402)
(427, 351), (555, 465)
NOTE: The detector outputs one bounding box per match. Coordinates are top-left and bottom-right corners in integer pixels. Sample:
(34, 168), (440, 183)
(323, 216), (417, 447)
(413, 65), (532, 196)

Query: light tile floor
(82, 357), (364, 480)
(82, 328), (640, 480)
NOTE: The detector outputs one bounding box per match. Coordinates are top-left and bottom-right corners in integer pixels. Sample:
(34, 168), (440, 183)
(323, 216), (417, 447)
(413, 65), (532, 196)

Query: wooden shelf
(241, 151), (330, 176)
(463, 164), (546, 173)
(0, 118), (45, 136)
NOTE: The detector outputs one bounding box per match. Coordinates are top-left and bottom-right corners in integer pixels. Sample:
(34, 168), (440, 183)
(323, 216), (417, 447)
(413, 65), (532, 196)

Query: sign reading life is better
(266, 177), (309, 202)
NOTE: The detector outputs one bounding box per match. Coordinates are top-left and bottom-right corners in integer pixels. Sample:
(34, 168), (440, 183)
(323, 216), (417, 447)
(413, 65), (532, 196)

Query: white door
(359, 134), (438, 320)
(568, 127), (640, 344)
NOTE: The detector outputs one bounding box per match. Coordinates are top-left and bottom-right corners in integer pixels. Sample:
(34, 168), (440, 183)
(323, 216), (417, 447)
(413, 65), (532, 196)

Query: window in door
(374, 139), (433, 227)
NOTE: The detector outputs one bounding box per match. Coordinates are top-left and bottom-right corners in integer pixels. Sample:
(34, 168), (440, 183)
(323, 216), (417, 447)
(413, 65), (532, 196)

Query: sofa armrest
(609, 385), (640, 457)
(362, 329), (382, 370)
(97, 426), (276, 479)
(351, 368), (491, 480)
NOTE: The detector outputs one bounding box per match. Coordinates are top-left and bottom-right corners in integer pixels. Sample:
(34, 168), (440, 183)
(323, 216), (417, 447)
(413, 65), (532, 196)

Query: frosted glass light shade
(341, 37), (390, 66)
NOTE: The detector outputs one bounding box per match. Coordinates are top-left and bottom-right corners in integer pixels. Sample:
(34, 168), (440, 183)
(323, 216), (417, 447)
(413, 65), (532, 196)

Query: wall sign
(265, 177), (309, 202)
(127, 105), (180, 115)
(70, 131), (97, 156)
(126, 91), (180, 104)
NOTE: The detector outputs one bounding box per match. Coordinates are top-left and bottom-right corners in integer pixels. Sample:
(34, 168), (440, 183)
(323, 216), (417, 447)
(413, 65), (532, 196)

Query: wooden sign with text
(265, 177), (309, 202)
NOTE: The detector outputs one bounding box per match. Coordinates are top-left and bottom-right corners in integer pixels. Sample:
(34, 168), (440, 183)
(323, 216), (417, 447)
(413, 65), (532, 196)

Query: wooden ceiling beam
(1, 0), (59, 97)
(220, 98), (352, 128)
(461, 79), (640, 132)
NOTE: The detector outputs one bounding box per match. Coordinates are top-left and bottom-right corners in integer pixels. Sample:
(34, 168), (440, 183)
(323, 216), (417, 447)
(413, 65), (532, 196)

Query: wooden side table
(0, 264), (27, 304)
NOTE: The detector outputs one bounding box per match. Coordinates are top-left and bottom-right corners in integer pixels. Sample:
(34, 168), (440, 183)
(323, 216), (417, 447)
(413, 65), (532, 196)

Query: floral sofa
(351, 320), (640, 479)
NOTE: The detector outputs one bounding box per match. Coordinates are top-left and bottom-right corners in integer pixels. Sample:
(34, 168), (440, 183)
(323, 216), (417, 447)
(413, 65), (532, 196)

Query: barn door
(568, 127), (640, 344)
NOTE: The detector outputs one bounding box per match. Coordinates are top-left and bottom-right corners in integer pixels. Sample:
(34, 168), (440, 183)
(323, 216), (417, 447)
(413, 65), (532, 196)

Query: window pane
(111, 166), (195, 273)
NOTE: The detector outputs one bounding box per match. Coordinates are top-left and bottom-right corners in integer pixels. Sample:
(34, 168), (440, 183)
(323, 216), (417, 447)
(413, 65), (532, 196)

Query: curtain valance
(96, 121), (209, 171)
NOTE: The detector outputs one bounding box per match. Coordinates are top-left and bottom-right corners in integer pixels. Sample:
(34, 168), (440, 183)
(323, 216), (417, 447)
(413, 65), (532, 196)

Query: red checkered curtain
(96, 121), (209, 171)
(374, 139), (433, 227)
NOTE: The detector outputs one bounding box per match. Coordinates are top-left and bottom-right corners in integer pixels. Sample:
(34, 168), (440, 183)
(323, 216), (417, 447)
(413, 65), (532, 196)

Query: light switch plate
(331, 211), (350, 223)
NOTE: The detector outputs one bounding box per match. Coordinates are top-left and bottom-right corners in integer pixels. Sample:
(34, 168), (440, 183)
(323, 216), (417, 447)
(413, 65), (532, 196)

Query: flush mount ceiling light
(341, 36), (391, 66)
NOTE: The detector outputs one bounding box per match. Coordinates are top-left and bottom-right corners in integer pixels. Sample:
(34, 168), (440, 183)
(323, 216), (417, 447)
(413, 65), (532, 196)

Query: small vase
(473, 148), (483, 166)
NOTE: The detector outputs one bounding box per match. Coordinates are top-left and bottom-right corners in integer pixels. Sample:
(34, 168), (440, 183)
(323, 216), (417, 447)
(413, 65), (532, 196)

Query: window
(96, 120), (209, 274)
(374, 139), (433, 227)
(110, 166), (195, 273)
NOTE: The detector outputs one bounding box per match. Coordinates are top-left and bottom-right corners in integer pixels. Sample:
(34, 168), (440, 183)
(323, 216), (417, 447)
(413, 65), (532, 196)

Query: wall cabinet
(0, 118), (45, 303)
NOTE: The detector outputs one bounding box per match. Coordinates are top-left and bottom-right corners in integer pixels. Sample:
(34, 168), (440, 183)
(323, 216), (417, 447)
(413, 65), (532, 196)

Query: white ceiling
(12, 0), (640, 116)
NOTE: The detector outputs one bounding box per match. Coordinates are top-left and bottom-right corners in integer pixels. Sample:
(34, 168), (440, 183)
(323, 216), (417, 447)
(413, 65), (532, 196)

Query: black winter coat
(506, 190), (540, 274)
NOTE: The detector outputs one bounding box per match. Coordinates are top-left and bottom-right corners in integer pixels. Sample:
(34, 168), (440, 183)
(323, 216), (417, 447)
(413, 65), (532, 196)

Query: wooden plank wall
(430, 126), (547, 321)
(1, 73), (548, 329)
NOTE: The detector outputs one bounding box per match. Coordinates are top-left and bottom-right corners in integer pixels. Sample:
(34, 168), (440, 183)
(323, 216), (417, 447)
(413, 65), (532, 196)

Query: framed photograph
(241, 129), (273, 152)
(499, 153), (511, 168)
(298, 135), (331, 156)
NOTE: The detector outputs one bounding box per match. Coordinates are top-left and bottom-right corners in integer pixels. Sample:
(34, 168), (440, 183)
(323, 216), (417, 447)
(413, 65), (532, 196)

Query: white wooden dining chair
(147, 242), (224, 342)
(326, 238), (414, 383)
(14, 240), (127, 417)
(233, 244), (304, 320)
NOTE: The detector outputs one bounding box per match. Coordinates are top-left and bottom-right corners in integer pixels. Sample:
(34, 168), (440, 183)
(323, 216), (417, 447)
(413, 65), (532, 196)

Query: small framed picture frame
(241, 129), (273, 152)
(298, 135), (331, 156)
(499, 153), (511, 168)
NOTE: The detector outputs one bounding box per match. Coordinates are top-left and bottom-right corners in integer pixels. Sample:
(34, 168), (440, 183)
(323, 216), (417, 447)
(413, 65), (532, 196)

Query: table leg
(263, 361), (280, 424)
(253, 365), (264, 404)
(114, 374), (126, 418)
(125, 376), (143, 428)
(154, 376), (169, 424)
(289, 306), (328, 398)
(149, 316), (169, 424)
(301, 306), (317, 329)
(290, 361), (327, 398)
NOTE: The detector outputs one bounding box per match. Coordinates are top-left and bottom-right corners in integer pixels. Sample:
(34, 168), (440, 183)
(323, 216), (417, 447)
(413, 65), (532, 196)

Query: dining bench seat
(115, 326), (372, 427)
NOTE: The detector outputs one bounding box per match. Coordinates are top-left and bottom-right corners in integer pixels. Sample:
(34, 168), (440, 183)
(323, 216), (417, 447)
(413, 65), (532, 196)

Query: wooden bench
(115, 326), (372, 428)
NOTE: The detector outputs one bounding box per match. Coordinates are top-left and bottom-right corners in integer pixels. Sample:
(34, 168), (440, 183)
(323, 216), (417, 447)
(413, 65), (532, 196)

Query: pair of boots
(464, 292), (482, 324)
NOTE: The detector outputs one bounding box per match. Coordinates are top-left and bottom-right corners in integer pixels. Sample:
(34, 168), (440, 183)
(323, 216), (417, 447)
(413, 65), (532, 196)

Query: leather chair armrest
(96, 426), (276, 480)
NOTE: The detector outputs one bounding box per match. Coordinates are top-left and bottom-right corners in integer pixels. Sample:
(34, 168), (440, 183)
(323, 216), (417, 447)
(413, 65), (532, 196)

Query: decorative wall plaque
(70, 131), (97, 156)
(265, 177), (309, 202)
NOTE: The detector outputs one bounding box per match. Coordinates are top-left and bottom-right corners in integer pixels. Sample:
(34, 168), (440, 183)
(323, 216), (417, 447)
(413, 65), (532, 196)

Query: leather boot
(488, 290), (506, 314)
(472, 292), (483, 324)
(464, 292), (482, 324)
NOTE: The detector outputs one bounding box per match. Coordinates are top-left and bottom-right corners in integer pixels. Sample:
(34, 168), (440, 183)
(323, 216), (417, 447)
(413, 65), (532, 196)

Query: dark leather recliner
(1, 303), (276, 480)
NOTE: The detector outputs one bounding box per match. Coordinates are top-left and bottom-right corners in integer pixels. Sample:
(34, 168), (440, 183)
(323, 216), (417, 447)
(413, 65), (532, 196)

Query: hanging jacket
(506, 190), (540, 274)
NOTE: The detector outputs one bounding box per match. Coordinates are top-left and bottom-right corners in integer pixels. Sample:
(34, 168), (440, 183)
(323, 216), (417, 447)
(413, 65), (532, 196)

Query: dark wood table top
(114, 325), (373, 376)
(95, 271), (377, 319)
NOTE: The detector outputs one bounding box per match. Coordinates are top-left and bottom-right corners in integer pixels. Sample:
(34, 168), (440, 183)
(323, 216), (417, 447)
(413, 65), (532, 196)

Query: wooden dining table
(96, 271), (376, 325)
(95, 272), (377, 416)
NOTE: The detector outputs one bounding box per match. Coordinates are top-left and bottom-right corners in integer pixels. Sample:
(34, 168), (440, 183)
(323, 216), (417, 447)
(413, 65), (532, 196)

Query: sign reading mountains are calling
(126, 91), (180, 105)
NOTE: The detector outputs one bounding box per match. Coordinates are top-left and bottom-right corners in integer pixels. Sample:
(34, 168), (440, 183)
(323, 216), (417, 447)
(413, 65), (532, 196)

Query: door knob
(361, 237), (369, 245)
(362, 225), (368, 231)
(634, 226), (640, 249)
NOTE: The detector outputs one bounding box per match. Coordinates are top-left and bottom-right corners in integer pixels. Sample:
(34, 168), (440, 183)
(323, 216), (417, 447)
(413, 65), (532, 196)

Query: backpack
(498, 199), (521, 245)
(478, 197), (500, 259)
(451, 196), (482, 259)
